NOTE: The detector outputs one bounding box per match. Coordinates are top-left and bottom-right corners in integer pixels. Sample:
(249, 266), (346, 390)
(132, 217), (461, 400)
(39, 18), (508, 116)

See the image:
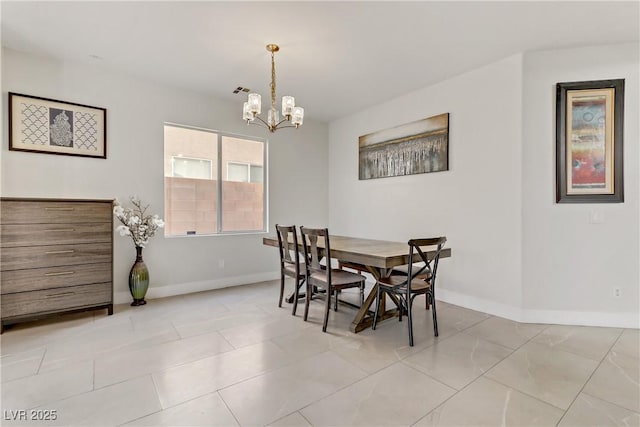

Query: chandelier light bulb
(282, 96), (295, 117)
(247, 93), (261, 115)
(242, 102), (253, 121)
(291, 107), (304, 127)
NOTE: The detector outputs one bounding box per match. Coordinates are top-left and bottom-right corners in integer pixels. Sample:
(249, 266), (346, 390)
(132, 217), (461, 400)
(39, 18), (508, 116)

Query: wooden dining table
(262, 234), (451, 333)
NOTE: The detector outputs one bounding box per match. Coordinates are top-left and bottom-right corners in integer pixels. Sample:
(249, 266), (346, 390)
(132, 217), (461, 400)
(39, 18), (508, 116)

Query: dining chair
(372, 237), (447, 346)
(275, 224), (306, 316)
(300, 227), (366, 332)
(390, 261), (432, 310)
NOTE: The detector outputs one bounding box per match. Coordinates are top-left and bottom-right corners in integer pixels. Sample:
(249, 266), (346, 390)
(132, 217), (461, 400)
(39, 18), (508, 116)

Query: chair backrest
(407, 236), (447, 288)
(275, 224), (300, 270)
(299, 226), (331, 284)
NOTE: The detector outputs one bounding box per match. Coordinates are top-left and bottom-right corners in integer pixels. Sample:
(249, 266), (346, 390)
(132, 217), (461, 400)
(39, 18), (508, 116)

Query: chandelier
(242, 44), (304, 133)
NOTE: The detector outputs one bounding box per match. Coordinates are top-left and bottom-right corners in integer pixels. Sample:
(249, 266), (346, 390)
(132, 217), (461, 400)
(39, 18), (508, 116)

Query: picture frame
(359, 113), (449, 180)
(555, 79), (624, 203)
(9, 92), (107, 159)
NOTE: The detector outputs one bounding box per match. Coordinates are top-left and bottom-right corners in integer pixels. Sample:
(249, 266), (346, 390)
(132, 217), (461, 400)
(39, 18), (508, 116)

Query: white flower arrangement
(113, 197), (164, 248)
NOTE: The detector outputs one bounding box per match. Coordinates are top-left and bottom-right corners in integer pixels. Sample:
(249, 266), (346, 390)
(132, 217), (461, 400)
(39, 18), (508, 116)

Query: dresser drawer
(1, 223), (112, 248)
(1, 242), (112, 271)
(1, 263), (112, 294)
(1, 200), (112, 224)
(1, 282), (112, 318)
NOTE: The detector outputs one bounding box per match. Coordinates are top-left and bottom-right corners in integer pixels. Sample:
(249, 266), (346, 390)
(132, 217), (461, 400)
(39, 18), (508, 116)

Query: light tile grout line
(579, 390), (640, 417)
(217, 391), (243, 427)
(35, 347), (47, 375)
(139, 328), (310, 423)
(288, 345), (465, 426)
(118, 373), (171, 424)
(410, 327), (531, 425)
(554, 327), (628, 426)
(474, 324), (623, 417)
(214, 346), (375, 425)
(16, 364), (110, 412)
(298, 410), (314, 427)
(120, 380), (236, 426)
(412, 320), (567, 425)
(477, 322), (569, 413)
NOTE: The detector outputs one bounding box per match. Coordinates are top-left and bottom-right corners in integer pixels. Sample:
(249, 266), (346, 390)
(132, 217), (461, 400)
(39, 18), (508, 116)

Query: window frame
(164, 122), (268, 237)
(226, 161), (264, 183)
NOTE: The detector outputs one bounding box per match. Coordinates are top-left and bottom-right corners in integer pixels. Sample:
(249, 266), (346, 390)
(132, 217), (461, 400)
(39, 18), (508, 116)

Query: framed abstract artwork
(359, 113), (449, 180)
(555, 79), (624, 203)
(9, 92), (107, 159)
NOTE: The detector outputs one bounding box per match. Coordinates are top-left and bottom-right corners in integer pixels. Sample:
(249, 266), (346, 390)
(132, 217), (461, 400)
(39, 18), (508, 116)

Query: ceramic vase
(129, 246), (149, 306)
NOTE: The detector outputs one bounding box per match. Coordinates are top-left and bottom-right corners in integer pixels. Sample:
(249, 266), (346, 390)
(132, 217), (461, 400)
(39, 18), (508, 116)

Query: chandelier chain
(270, 50), (276, 111)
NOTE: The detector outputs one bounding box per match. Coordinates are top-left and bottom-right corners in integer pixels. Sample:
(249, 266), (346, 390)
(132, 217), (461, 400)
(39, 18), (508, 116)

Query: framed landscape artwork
(9, 92), (107, 159)
(555, 79), (624, 203)
(359, 113), (449, 180)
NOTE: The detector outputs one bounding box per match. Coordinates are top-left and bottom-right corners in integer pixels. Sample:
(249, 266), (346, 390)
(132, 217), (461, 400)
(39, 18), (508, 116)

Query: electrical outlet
(589, 210), (605, 224)
(218, 259), (225, 269)
(614, 287), (621, 298)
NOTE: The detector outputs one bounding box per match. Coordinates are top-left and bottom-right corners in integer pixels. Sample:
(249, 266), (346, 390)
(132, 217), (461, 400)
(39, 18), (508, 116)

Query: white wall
(3, 43), (637, 327)
(1, 48), (329, 302)
(329, 43), (639, 328)
(329, 54), (525, 314)
(521, 43), (639, 327)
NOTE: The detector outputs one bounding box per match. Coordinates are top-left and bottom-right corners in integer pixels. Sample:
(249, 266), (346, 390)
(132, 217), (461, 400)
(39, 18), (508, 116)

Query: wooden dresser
(1, 198), (113, 332)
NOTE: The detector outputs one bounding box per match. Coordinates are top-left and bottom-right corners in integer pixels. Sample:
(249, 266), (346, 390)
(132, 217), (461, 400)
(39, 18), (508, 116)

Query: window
(250, 165), (264, 183)
(227, 162), (264, 183)
(164, 124), (266, 236)
(171, 156), (212, 180)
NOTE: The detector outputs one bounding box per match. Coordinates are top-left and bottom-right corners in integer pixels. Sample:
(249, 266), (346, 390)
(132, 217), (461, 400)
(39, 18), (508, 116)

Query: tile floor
(1, 280), (638, 426)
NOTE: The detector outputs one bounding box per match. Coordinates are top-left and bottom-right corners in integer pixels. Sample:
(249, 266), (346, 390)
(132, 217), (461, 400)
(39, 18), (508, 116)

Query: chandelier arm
(247, 120), (266, 128)
(251, 115), (271, 129)
(250, 115), (297, 132)
(248, 120), (278, 132)
(274, 117), (290, 127)
(273, 124), (299, 130)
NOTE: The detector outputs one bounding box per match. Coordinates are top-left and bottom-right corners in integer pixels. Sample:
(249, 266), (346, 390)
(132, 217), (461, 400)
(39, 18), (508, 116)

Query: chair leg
(430, 292), (439, 337)
(334, 289), (338, 312)
(303, 280), (311, 322)
(278, 274), (285, 308)
(292, 277), (302, 316)
(398, 295), (403, 322)
(426, 292), (431, 310)
(360, 282), (365, 306)
(407, 298), (414, 347)
(323, 287), (331, 332)
(372, 285), (382, 330)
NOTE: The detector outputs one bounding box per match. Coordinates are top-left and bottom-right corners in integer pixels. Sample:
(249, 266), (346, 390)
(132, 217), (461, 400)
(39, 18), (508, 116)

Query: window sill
(165, 230), (269, 239)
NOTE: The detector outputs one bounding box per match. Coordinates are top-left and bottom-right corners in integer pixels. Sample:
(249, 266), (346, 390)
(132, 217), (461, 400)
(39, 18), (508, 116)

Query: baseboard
(114, 275), (639, 329)
(519, 308), (640, 329)
(436, 288), (522, 321)
(437, 288), (639, 329)
(114, 271), (280, 304)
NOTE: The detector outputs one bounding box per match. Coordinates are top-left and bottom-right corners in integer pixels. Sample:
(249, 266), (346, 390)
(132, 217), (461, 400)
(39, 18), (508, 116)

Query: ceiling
(2, 1), (639, 123)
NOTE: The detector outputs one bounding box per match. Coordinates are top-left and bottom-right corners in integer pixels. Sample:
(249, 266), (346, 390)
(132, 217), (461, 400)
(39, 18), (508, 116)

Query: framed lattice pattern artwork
(9, 93), (107, 159)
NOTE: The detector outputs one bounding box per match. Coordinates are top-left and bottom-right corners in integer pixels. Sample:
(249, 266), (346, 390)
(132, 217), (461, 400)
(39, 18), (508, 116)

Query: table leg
(350, 265), (401, 333)
(286, 283), (324, 304)
(285, 277), (304, 303)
